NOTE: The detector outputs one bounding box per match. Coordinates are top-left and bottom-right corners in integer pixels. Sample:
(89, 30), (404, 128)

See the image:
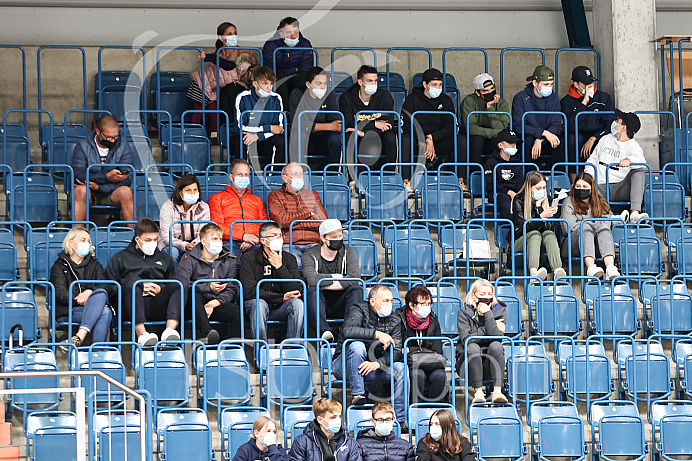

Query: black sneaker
(200, 329), (220, 345)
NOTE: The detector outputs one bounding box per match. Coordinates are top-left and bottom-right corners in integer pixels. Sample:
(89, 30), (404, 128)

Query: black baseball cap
(422, 68), (444, 83)
(493, 128), (522, 145)
(571, 66), (598, 84)
(615, 109), (641, 134)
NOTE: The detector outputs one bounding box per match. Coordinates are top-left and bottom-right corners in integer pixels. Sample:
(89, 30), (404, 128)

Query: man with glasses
(72, 114), (134, 224)
(356, 402), (414, 461)
(239, 221), (304, 344)
(267, 162), (328, 270)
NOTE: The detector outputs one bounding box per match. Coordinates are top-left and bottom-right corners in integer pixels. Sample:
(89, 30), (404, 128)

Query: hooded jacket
(262, 33), (314, 77)
(72, 131), (134, 193)
(356, 428), (415, 461)
(395, 307), (443, 355)
(460, 91), (511, 138)
(232, 438), (289, 461)
(267, 184), (328, 245)
(400, 86), (456, 143)
(104, 239), (175, 284)
(455, 301), (507, 358)
(483, 149), (524, 197)
(511, 83), (563, 140)
(289, 421), (362, 461)
(511, 193), (554, 240)
(157, 198), (211, 252)
(175, 243), (238, 305)
(235, 88), (285, 142)
(333, 300), (403, 367)
(238, 246), (302, 305)
(339, 83), (395, 130)
(302, 243), (361, 288)
(49, 251), (114, 319)
(288, 87), (340, 126)
(208, 186), (268, 242)
(560, 85), (616, 140)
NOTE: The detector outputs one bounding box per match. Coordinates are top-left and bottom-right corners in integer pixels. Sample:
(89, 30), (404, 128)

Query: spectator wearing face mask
(512, 65), (563, 169)
(262, 16), (314, 106)
(356, 402), (414, 461)
(561, 66), (616, 182)
(288, 66), (342, 169)
(462, 73), (511, 165)
(483, 129), (524, 221)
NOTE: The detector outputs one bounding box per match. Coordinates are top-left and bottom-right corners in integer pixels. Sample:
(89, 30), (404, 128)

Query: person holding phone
(511, 171), (566, 280)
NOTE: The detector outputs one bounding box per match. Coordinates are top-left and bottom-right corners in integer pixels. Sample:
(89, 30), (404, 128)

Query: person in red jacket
(267, 162), (327, 270)
(208, 158), (268, 270)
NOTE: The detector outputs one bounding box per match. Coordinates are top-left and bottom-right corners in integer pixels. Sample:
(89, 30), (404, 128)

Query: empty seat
(383, 225), (436, 281)
(3, 346), (60, 415)
(613, 223), (664, 276)
(505, 341), (553, 402)
(95, 71), (144, 122)
(358, 171), (409, 223)
(557, 340), (613, 403)
(527, 281), (581, 337)
(344, 224), (379, 282)
(529, 401), (586, 461)
(651, 400), (692, 461)
(11, 171), (59, 223)
(193, 341), (253, 410)
(220, 407), (269, 459)
(150, 72), (194, 124)
(468, 402), (525, 461)
(156, 408), (213, 461)
(429, 283), (461, 335)
(26, 411), (77, 461)
(91, 410), (143, 461)
(616, 340), (673, 401)
(589, 400), (647, 461)
(135, 345), (190, 412)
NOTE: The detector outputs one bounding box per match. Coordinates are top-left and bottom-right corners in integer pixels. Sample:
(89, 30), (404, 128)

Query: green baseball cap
(526, 65), (555, 82)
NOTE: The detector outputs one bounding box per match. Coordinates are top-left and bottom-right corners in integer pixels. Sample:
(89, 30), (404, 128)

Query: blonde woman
(233, 416), (288, 461)
(511, 171), (566, 280)
(49, 227), (113, 347)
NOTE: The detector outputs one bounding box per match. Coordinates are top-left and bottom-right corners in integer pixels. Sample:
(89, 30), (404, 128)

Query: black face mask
(477, 297), (493, 306)
(98, 136), (115, 149)
(327, 239), (344, 251)
(575, 189), (592, 201)
(482, 90), (497, 102)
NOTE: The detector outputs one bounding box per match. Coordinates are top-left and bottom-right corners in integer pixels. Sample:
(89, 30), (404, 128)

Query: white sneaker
(138, 332), (158, 347)
(321, 330), (334, 343)
(630, 211), (649, 223)
(349, 180), (358, 198)
(554, 268), (567, 279)
(606, 264), (621, 280)
(491, 390), (508, 403)
(535, 267), (548, 281)
(619, 210), (630, 223)
(472, 389), (486, 404)
(161, 328), (180, 342)
(404, 181), (414, 198)
(587, 265), (604, 279)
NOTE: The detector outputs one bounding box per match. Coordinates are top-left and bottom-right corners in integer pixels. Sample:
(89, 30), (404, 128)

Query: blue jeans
(162, 246), (182, 270)
(71, 289), (112, 343)
(282, 243), (315, 271)
(244, 298), (304, 342)
(332, 341), (406, 422)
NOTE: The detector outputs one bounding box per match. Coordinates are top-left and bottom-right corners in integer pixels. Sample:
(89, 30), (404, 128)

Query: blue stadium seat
(95, 71), (144, 122)
(156, 408), (213, 460)
(529, 401), (586, 461)
(169, 134), (211, 173)
(494, 281), (523, 338)
(3, 346), (60, 415)
(358, 171), (409, 223)
(91, 410), (143, 461)
(556, 340), (613, 403)
(150, 71), (193, 124)
(468, 402), (525, 461)
(69, 345), (126, 406)
(644, 180), (687, 223)
(429, 282), (461, 335)
(220, 407), (269, 459)
(28, 225), (71, 281)
(589, 400), (647, 461)
(193, 341), (253, 411)
(583, 280), (639, 336)
(505, 340), (553, 402)
(0, 225), (20, 282)
(2, 286), (41, 343)
(673, 340), (692, 399)
(282, 405), (314, 447)
(40, 123), (88, 165)
(136, 167), (178, 220)
(344, 224), (379, 282)
(439, 224), (497, 277)
(135, 344), (190, 413)
(407, 403), (457, 443)
(96, 223), (134, 269)
(640, 279), (692, 335)
(527, 281), (581, 337)
(26, 411), (77, 461)
(415, 171), (465, 221)
(612, 223), (664, 276)
(330, 71), (354, 95)
(311, 174), (352, 223)
(615, 340), (673, 401)
(262, 343), (315, 417)
(383, 224), (436, 281)
(11, 171), (59, 223)
(651, 400), (692, 461)
(127, 134), (154, 173)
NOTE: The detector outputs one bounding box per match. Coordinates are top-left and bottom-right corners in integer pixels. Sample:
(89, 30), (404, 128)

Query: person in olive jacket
(416, 409), (476, 461)
(396, 285), (446, 404)
(50, 227), (114, 347)
(356, 401), (414, 461)
(175, 223), (240, 344)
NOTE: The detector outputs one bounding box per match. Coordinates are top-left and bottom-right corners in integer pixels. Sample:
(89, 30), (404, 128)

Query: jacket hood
(306, 419), (346, 440)
(57, 250), (93, 267)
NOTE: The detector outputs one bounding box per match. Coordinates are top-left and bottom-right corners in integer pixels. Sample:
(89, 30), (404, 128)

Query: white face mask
(138, 238), (157, 256)
(204, 239), (223, 256)
(363, 84), (378, 95)
(261, 431), (277, 447)
(311, 86), (327, 99)
(267, 238), (283, 253)
(223, 35), (238, 47)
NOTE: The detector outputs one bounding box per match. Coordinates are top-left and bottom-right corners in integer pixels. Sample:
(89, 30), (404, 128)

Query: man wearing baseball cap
(584, 110), (650, 223)
(303, 219), (363, 342)
(401, 68), (460, 186)
(512, 65), (563, 169)
(561, 65), (616, 182)
(462, 72), (510, 165)
(483, 128), (524, 220)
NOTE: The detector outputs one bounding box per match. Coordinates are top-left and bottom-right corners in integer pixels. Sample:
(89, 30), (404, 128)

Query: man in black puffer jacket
(356, 402), (414, 461)
(332, 285), (406, 425)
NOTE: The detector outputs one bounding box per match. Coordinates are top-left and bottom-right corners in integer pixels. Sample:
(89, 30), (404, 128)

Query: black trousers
(345, 129), (398, 172)
(244, 134), (286, 171)
(188, 292), (241, 339)
(122, 276), (182, 326)
(275, 71), (307, 108)
(468, 135), (496, 165)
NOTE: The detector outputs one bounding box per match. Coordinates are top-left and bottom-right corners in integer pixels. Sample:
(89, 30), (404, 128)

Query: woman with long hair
(232, 416), (288, 461)
(416, 409), (476, 461)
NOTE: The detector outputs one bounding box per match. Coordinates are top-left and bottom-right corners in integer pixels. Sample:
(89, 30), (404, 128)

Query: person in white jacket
(584, 110), (649, 223)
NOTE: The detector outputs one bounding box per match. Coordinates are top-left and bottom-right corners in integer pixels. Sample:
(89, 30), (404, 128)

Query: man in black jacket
(339, 65), (397, 172)
(239, 221), (304, 344)
(105, 218), (181, 347)
(483, 128), (524, 220)
(400, 68), (461, 183)
(356, 401), (414, 461)
(332, 285), (406, 425)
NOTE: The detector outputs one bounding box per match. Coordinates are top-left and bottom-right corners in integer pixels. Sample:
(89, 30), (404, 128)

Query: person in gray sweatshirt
(303, 219), (362, 342)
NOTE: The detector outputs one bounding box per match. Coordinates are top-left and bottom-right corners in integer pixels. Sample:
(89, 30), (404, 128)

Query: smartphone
(551, 198), (559, 208)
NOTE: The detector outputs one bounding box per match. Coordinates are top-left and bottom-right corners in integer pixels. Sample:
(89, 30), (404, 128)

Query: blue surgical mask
(261, 432), (277, 447)
(322, 416), (341, 434)
(375, 421), (393, 437)
(182, 193), (199, 205)
(376, 301), (392, 318)
(429, 425), (443, 441)
(611, 120), (618, 135)
(538, 85), (553, 97)
(258, 87), (271, 98)
(416, 304), (431, 318)
(284, 37), (300, 47)
(504, 147), (518, 156)
(74, 241), (91, 258)
(427, 87), (442, 99)
(224, 35), (238, 47)
(233, 176), (250, 190)
(204, 239), (223, 256)
(291, 177), (304, 192)
(532, 189), (546, 201)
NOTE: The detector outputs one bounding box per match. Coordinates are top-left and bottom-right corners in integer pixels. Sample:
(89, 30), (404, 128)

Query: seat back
(344, 226), (378, 281)
(221, 407), (269, 457)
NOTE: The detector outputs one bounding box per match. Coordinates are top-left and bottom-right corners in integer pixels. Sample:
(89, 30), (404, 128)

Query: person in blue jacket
(72, 114), (134, 224)
(290, 398), (362, 461)
(262, 17), (314, 106)
(233, 416), (289, 461)
(512, 65), (563, 169)
(235, 66), (286, 170)
(561, 65), (616, 182)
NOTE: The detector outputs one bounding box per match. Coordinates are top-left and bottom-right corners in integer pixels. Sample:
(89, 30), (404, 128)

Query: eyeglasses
(263, 233), (283, 239)
(100, 133), (119, 141)
(374, 417), (395, 423)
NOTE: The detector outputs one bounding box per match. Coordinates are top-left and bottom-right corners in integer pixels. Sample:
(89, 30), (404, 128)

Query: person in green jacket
(461, 73), (510, 165)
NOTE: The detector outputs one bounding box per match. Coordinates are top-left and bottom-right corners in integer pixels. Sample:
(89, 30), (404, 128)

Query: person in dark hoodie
(175, 223), (240, 344)
(356, 402), (414, 461)
(400, 68), (461, 186)
(233, 416), (289, 461)
(416, 409), (476, 461)
(50, 227), (114, 348)
(105, 218), (181, 347)
(339, 65), (397, 172)
(396, 285), (447, 404)
(561, 65), (616, 182)
(262, 17), (314, 105)
(512, 65), (563, 169)
(72, 114), (134, 225)
(455, 279), (508, 404)
(483, 129), (524, 221)
(288, 66), (342, 169)
(332, 285), (406, 426)
(289, 398), (362, 461)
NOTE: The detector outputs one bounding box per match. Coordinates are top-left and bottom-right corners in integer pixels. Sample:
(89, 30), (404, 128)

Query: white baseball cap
(319, 219), (344, 236)
(473, 73), (495, 90)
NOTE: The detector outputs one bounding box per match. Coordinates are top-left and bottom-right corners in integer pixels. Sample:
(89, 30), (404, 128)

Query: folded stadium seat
(343, 223), (379, 282)
(643, 172), (687, 225)
(11, 170), (60, 223)
(529, 401), (586, 461)
(150, 71), (194, 125)
(135, 343), (190, 415)
(556, 340), (613, 403)
(415, 170), (465, 222)
(358, 170), (409, 223)
(310, 170), (352, 223)
(193, 340), (253, 413)
(90, 409), (144, 461)
(612, 223), (664, 276)
(69, 345), (127, 408)
(438, 223), (497, 278)
(95, 71), (144, 123)
(493, 280), (524, 338)
(282, 405), (314, 447)
(504, 340), (553, 403)
(428, 282), (461, 335)
(382, 224), (436, 281)
(526, 281), (581, 337)
(40, 122), (88, 166)
(25, 411), (78, 461)
(260, 342), (315, 419)
(3, 345), (60, 418)
(615, 340), (673, 402)
(640, 278), (692, 335)
(156, 407), (213, 460)
(468, 402), (525, 461)
(583, 279), (640, 336)
(665, 222), (692, 276)
(589, 400), (647, 461)
(651, 400), (692, 461)
(96, 222), (135, 269)
(220, 407), (270, 459)
(0, 224), (20, 282)
(673, 339), (692, 399)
